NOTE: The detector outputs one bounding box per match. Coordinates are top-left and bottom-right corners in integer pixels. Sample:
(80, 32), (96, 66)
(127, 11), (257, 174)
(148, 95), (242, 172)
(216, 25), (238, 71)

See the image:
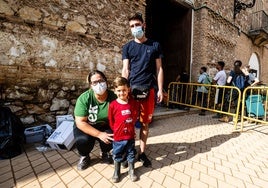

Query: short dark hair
(201, 66), (207, 72)
(217, 61), (225, 68)
(87, 70), (107, 83)
(129, 12), (144, 23)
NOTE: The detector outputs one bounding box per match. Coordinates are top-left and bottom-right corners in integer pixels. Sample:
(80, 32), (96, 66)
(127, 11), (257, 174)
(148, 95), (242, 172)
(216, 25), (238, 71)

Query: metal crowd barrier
(167, 82), (250, 131)
(167, 82), (268, 131)
(240, 86), (268, 131)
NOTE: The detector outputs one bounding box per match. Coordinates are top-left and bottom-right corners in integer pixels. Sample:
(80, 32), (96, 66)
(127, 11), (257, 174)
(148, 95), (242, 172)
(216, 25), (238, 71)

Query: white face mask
(131, 26), (144, 39)
(92, 82), (107, 95)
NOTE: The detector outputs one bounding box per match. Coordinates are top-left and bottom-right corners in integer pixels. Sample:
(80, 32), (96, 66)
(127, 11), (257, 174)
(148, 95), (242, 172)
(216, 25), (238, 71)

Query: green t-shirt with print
(74, 89), (117, 126)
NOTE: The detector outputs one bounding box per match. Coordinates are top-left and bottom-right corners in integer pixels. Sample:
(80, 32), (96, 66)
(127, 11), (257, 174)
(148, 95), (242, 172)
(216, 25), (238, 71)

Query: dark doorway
(146, 0), (192, 90)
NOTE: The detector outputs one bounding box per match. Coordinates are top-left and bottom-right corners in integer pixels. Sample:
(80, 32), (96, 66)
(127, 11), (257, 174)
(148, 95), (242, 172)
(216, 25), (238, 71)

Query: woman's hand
(98, 131), (114, 144)
(76, 116), (114, 144)
(241, 67), (249, 76)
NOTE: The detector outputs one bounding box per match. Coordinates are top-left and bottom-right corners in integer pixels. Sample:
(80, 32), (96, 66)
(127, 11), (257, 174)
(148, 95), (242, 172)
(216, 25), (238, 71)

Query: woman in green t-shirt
(74, 70), (117, 171)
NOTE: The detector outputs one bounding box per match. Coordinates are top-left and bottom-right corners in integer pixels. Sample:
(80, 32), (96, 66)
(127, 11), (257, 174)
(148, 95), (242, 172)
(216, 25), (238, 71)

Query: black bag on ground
(0, 107), (25, 159)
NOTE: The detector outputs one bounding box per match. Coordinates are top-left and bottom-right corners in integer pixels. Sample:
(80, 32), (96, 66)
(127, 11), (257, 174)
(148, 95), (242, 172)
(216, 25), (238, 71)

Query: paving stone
(0, 178), (15, 188)
(2, 111), (268, 187)
(40, 174), (62, 188)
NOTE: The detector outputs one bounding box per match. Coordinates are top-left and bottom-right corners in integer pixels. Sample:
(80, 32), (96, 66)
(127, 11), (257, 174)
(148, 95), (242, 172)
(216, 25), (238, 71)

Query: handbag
(131, 85), (150, 100)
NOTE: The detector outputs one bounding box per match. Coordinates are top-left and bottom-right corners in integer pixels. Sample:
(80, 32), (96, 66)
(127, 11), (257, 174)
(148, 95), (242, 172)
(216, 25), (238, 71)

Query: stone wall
(0, 0), (145, 127)
(1, 0), (268, 128)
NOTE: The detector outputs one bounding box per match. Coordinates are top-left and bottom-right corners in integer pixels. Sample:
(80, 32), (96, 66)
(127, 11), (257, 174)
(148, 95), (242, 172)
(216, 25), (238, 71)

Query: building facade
(0, 0), (267, 126)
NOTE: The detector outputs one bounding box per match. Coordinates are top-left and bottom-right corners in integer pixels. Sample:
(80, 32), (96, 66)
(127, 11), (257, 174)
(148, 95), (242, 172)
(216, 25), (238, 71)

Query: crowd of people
(72, 12), (260, 183)
(170, 59), (260, 123)
(192, 60), (259, 122)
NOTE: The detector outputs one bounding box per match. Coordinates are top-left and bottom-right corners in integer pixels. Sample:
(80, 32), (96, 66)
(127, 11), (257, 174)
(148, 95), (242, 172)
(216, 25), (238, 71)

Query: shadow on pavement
(135, 132), (241, 178)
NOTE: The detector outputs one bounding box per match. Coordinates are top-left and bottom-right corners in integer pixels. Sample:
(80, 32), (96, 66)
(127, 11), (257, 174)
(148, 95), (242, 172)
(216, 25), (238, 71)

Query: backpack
(203, 74), (212, 89)
(0, 107), (25, 159)
(233, 74), (247, 90)
(203, 75), (212, 85)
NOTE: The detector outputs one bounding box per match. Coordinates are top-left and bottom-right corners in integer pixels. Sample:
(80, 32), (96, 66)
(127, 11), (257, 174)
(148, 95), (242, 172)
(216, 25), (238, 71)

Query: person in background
(176, 70), (190, 110)
(193, 66), (210, 116)
(108, 76), (138, 183)
(212, 61), (227, 118)
(176, 70), (190, 83)
(73, 70), (117, 171)
(243, 65), (260, 87)
(122, 12), (164, 167)
(219, 60), (248, 122)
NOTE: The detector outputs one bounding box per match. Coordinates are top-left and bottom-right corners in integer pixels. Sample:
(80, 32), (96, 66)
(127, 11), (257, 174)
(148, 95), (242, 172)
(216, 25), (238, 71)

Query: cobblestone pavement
(1, 112), (268, 188)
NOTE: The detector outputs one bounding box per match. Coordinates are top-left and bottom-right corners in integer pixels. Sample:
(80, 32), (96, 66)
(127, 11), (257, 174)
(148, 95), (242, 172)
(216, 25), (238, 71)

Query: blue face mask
(131, 26), (144, 39)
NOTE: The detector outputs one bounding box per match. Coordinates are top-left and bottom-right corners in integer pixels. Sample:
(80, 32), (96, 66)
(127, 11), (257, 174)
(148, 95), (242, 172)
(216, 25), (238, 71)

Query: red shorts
(136, 88), (155, 124)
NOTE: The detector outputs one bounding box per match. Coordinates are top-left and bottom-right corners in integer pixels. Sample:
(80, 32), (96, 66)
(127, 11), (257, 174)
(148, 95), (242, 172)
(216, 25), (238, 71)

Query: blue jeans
(113, 139), (135, 163)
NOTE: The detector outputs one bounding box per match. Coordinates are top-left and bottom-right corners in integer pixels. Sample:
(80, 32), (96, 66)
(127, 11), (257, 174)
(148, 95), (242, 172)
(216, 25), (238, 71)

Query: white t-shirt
(213, 70), (226, 86)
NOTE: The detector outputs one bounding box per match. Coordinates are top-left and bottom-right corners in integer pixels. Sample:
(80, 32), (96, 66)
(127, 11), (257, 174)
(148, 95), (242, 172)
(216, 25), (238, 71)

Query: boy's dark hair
(113, 76), (129, 88)
(129, 12), (144, 23)
(201, 66), (207, 72)
(217, 61), (225, 68)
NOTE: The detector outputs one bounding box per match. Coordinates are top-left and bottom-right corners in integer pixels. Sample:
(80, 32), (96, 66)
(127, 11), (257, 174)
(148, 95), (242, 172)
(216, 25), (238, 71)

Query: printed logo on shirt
(88, 105), (98, 123)
(121, 109), (131, 116)
(125, 118), (133, 124)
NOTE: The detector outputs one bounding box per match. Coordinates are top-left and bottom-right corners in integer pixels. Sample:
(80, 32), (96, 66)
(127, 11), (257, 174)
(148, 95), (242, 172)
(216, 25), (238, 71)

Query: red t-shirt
(108, 98), (139, 141)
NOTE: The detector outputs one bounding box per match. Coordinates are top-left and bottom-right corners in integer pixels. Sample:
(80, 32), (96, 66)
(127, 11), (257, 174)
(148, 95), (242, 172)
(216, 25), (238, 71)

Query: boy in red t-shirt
(108, 76), (139, 183)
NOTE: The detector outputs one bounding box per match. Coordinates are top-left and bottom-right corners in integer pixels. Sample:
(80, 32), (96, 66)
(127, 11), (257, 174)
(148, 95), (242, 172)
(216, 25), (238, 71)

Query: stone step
(153, 105), (198, 120)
